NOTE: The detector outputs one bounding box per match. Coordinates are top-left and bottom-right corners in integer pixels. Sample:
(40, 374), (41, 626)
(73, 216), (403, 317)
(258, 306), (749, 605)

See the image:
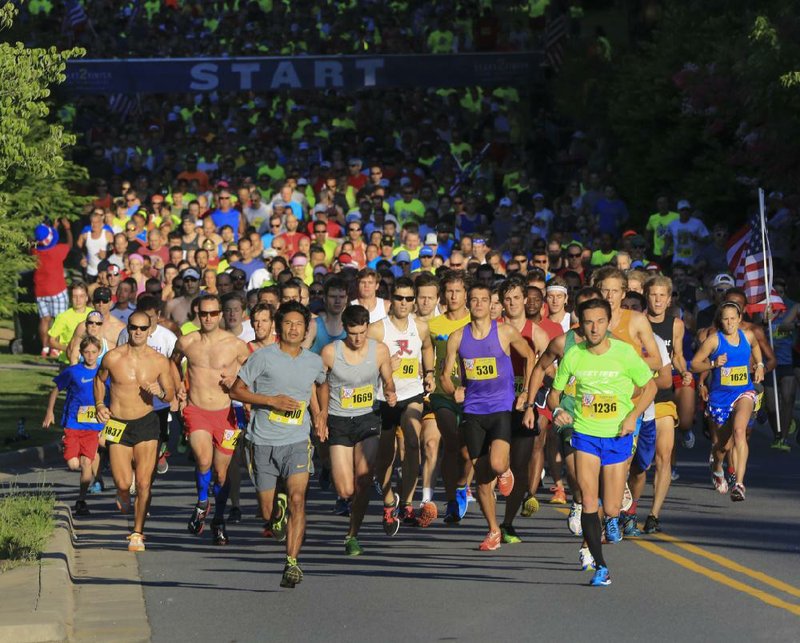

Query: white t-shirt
(236, 320), (256, 343)
(248, 268), (271, 291)
(667, 218), (709, 265)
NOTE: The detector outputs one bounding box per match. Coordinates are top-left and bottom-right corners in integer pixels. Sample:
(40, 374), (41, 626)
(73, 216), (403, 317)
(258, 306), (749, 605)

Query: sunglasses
(315, 229), (326, 234)
(87, 320), (103, 326)
(126, 227), (136, 232)
(198, 310), (221, 318)
(349, 227), (361, 232)
(127, 323), (149, 331)
(219, 196), (230, 200)
(183, 277), (199, 282)
(392, 295), (415, 302)
(93, 298), (111, 304)
(568, 253), (582, 258)
(310, 290), (324, 296)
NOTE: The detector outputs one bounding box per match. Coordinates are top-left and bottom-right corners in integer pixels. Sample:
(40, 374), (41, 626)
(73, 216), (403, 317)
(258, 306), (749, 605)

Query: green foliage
(0, 486), (55, 568)
(0, 2), (88, 316)
(555, 1), (800, 222)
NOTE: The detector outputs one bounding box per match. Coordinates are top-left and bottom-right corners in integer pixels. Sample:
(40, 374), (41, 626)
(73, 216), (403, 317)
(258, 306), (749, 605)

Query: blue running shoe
(88, 481), (102, 495)
(590, 566), (611, 586)
(605, 516), (622, 544)
(443, 500), (461, 524)
(455, 485), (469, 520)
(620, 512), (641, 537)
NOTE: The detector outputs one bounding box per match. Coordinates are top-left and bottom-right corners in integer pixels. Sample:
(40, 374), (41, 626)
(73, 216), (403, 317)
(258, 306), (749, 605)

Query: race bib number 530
(464, 357), (498, 381)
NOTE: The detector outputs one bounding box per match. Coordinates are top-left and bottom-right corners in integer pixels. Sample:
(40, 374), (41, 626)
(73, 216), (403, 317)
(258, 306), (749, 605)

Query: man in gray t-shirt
(231, 302), (328, 589)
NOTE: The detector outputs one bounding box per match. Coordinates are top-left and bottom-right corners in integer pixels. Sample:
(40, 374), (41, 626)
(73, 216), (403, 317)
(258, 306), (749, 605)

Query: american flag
(544, 14), (568, 71)
(726, 212), (785, 314)
(109, 94), (140, 120)
(64, 0), (88, 30)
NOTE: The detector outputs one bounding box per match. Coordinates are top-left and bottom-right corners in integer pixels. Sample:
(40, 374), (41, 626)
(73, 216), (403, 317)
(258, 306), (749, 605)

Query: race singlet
(341, 385), (374, 410)
(269, 402), (307, 426)
(77, 406), (99, 423)
(582, 394), (618, 419)
(101, 418), (127, 443)
(395, 358), (419, 379)
(463, 357), (498, 381)
(720, 366), (748, 386)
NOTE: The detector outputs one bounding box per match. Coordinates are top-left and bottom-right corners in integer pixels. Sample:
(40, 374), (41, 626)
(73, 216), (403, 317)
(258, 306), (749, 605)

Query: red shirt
(33, 244), (70, 298)
(348, 174), (368, 191)
(536, 316), (563, 341)
(139, 244), (170, 267)
(278, 231), (309, 258)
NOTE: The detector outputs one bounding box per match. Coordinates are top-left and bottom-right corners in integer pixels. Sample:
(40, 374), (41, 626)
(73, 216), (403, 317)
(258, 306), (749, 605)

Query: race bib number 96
(396, 358), (419, 379)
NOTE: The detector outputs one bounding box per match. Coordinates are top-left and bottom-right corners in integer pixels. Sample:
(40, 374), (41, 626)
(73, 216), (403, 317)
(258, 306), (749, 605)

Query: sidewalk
(0, 500), (151, 642)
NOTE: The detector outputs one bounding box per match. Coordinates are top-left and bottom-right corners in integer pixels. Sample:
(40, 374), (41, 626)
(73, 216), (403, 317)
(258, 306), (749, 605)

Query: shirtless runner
(172, 294), (251, 545)
(94, 310), (175, 552)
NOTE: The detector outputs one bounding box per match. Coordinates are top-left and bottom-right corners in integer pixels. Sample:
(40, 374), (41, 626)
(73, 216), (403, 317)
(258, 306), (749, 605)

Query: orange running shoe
(127, 532), (145, 552)
(496, 469), (515, 497)
(478, 530), (502, 551)
(549, 487), (567, 504)
(416, 501), (438, 528)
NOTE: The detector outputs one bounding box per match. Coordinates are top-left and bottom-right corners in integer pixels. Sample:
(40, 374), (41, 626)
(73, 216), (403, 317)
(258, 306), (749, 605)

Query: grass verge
(0, 486), (56, 572)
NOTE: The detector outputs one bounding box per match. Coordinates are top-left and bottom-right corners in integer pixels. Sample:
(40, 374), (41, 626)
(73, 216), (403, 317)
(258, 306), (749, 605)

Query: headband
(546, 285), (568, 295)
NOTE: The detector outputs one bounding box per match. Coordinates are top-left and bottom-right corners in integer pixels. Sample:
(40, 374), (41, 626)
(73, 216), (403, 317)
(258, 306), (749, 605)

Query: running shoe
(590, 566), (611, 586)
(500, 524), (522, 544)
(712, 472), (728, 494)
(671, 468), (680, 482)
(400, 505), (416, 526)
(261, 523), (273, 538)
(382, 496), (400, 537)
(272, 493), (288, 542)
(228, 506), (242, 524)
(333, 497), (351, 516)
(372, 477), (383, 498)
(579, 546), (596, 571)
(604, 516), (622, 544)
(127, 532), (145, 552)
(115, 492), (131, 515)
(496, 469), (515, 497)
(521, 494), (540, 517)
(465, 485), (476, 504)
(156, 444), (169, 474)
(730, 482), (746, 502)
(620, 512), (641, 537)
(455, 485), (469, 519)
(682, 429), (696, 449)
(88, 481), (103, 495)
(443, 500), (461, 524)
(549, 486), (567, 505)
(344, 535), (363, 556)
(643, 514), (661, 534)
(567, 502), (583, 536)
(770, 437), (784, 450)
(74, 499), (90, 516)
(778, 439), (791, 452)
(212, 520), (229, 546)
(188, 501), (210, 535)
(318, 467), (332, 491)
(280, 560), (304, 588)
(621, 483), (633, 512)
(725, 467), (737, 487)
(478, 530), (502, 551)
(416, 502), (437, 528)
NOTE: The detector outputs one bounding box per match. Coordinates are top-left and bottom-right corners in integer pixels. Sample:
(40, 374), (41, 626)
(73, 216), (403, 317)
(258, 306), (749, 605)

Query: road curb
(0, 441), (62, 474)
(0, 503), (75, 642)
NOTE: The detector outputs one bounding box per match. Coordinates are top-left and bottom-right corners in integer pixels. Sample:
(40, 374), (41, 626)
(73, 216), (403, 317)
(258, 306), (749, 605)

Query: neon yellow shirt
(429, 312), (470, 396)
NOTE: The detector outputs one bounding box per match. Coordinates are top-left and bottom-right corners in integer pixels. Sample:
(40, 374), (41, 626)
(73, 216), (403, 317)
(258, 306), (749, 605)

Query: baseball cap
(533, 193), (545, 200)
(424, 232), (438, 245)
(395, 251), (411, 264)
(345, 212), (362, 223)
(34, 223), (59, 250)
(419, 246), (434, 258)
(338, 252), (354, 265)
(106, 264), (121, 276)
(262, 248), (278, 259)
(711, 273), (735, 288)
(313, 265), (328, 276)
(92, 287), (112, 303)
(677, 199), (691, 210)
(297, 177), (308, 186)
(499, 197), (512, 207)
(182, 268), (201, 280)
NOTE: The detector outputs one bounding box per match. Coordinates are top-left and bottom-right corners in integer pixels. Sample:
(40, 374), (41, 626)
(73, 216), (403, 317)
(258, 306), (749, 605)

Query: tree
(554, 1), (800, 222)
(0, 3), (88, 317)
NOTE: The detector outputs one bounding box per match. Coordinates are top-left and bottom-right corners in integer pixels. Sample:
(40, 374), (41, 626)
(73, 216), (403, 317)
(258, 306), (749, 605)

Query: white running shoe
(579, 546), (596, 571)
(621, 483), (633, 512)
(568, 502), (583, 536)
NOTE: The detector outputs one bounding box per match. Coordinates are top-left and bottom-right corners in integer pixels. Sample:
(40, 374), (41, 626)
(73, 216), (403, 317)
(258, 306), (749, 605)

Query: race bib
(720, 366), (748, 386)
(582, 394), (618, 419)
(463, 357), (498, 381)
(564, 376), (577, 397)
(514, 376), (525, 395)
(341, 385), (374, 410)
(221, 428), (242, 450)
(77, 406), (99, 424)
(101, 419), (127, 444)
(269, 402), (307, 426)
(396, 358), (419, 380)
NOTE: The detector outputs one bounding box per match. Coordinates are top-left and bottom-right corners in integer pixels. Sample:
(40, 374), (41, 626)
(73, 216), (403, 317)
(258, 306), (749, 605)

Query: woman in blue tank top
(692, 302), (764, 502)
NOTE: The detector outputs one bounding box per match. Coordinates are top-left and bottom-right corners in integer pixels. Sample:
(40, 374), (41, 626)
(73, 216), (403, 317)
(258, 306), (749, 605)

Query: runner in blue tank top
(692, 301), (764, 502)
(440, 283), (534, 551)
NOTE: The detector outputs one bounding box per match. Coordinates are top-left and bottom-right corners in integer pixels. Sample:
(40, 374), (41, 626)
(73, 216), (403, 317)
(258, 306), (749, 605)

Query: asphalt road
(4, 423), (799, 643)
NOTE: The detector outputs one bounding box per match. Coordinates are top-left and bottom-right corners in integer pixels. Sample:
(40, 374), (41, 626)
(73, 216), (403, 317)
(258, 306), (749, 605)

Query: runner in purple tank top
(441, 283), (535, 551)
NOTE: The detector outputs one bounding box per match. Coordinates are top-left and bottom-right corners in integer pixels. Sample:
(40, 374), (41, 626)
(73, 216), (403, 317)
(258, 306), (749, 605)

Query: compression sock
(196, 469), (212, 504)
(581, 511), (607, 569)
(629, 498), (639, 515)
(422, 487), (433, 504)
(213, 480), (230, 521)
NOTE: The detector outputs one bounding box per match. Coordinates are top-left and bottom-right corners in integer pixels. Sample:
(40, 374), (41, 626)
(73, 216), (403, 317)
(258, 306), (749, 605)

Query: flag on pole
(544, 14), (568, 71)
(726, 212), (785, 314)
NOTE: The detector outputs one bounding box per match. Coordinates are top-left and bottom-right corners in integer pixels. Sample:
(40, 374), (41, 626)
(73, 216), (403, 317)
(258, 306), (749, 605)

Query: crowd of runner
(34, 158), (799, 588)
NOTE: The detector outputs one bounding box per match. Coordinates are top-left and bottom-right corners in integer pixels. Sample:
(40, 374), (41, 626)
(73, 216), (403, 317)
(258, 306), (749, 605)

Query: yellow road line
(650, 531), (800, 599)
(631, 539), (800, 617)
(548, 505), (800, 614)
